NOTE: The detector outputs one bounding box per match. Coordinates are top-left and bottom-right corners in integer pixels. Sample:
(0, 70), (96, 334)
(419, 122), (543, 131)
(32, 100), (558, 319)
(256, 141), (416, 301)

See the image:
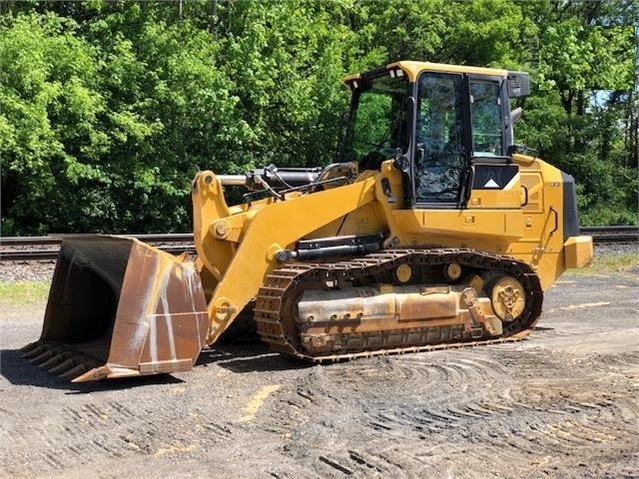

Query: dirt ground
(1, 271), (638, 479)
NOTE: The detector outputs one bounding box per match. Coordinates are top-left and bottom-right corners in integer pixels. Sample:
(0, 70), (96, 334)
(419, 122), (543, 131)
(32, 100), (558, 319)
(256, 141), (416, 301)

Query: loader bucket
(21, 235), (209, 382)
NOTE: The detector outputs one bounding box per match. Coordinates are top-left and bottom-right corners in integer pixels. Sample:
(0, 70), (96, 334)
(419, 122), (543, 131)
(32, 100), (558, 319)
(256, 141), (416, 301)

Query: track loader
(22, 61), (593, 382)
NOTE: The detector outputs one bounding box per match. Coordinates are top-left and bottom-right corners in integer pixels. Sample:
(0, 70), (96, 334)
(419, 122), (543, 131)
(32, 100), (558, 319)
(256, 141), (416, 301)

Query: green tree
(0, 13), (110, 234)
(515, 0), (637, 224)
(1, 6), (253, 234)
(1, 0), (635, 234)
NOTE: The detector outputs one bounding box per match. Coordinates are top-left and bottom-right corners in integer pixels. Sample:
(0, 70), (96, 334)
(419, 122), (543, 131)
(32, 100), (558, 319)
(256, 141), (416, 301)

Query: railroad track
(0, 234), (196, 261)
(580, 225), (638, 243)
(0, 227), (636, 262)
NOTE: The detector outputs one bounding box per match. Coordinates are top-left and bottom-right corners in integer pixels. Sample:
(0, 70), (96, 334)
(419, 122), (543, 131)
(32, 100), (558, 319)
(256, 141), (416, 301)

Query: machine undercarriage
(255, 249), (543, 360)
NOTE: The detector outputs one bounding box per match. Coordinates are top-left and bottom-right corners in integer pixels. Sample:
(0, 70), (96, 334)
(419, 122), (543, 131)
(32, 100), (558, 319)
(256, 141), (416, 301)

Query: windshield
(341, 75), (409, 167)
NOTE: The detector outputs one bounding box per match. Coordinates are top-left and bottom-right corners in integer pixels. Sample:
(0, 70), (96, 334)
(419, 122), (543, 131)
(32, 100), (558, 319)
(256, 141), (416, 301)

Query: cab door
(467, 76), (523, 211)
(413, 72), (468, 206)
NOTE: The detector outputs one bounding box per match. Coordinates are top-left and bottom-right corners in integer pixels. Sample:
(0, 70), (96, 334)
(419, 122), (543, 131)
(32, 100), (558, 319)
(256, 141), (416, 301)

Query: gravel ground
(1, 257), (638, 478)
(0, 260), (57, 282)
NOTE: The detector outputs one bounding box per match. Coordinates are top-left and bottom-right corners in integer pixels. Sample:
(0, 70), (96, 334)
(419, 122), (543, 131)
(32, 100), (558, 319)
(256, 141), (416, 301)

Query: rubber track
(253, 248), (543, 362)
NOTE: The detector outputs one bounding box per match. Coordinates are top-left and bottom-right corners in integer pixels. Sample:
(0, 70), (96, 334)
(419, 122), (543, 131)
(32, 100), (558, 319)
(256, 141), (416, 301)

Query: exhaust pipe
(22, 235), (209, 382)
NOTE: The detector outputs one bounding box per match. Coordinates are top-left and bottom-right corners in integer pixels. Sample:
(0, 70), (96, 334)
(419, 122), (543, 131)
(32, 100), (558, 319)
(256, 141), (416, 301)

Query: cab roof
(343, 60), (509, 84)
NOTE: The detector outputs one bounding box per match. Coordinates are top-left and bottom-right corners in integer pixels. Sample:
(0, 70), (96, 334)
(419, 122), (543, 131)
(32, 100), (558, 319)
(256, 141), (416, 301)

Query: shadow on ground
(0, 348), (184, 392)
(197, 341), (312, 374)
(1, 341), (309, 391)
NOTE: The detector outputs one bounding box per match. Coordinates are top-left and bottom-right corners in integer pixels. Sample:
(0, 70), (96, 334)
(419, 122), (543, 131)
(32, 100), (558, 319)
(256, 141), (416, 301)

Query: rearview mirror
(510, 107), (523, 123)
(507, 72), (530, 98)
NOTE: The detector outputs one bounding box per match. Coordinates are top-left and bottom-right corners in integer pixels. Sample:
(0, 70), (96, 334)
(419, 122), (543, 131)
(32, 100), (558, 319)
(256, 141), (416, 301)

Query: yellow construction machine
(22, 61), (593, 382)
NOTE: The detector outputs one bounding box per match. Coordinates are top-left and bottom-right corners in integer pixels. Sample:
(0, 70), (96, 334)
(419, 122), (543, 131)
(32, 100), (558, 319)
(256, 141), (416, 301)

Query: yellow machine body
(24, 61), (593, 381)
(192, 153), (591, 344)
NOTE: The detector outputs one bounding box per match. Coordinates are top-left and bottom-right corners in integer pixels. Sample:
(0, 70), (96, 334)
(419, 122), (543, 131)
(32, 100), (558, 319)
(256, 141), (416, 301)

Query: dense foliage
(1, 0), (636, 234)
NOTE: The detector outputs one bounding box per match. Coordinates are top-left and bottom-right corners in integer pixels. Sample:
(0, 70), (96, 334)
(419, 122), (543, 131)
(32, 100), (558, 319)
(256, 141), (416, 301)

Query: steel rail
(0, 233), (194, 246)
(1, 234), (196, 262)
(581, 226), (638, 244)
(581, 226), (638, 233)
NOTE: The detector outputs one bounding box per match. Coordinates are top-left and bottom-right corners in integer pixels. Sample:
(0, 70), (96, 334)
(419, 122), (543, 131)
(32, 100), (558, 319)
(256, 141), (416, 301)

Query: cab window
(343, 75), (409, 169)
(470, 82), (503, 156)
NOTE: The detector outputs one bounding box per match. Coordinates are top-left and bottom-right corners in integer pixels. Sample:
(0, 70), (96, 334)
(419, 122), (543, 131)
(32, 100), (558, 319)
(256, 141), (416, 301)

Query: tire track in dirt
(316, 445), (418, 479)
(265, 340), (639, 479)
(317, 350), (509, 397)
(262, 350), (510, 438)
(263, 350), (524, 477)
(23, 401), (155, 472)
(592, 350), (639, 370)
(4, 398), (237, 476)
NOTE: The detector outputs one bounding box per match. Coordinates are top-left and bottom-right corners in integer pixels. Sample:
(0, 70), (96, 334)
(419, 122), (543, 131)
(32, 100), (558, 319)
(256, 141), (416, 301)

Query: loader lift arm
(191, 170), (378, 344)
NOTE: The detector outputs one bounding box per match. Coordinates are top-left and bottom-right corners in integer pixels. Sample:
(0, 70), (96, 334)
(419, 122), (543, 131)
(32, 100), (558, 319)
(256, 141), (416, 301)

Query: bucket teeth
(22, 345), (47, 359)
(21, 340), (104, 381)
(29, 348), (64, 365)
(59, 363), (91, 381)
(48, 358), (79, 376)
(20, 341), (42, 353)
(29, 351), (52, 365)
(40, 352), (74, 370)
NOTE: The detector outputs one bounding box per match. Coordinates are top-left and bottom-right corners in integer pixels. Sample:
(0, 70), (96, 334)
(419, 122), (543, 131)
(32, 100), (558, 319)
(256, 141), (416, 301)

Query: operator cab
(340, 61), (530, 208)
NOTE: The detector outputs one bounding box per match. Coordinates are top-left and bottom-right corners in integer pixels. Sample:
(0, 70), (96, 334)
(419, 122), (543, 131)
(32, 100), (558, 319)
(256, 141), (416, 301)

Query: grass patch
(569, 253), (639, 275)
(0, 281), (51, 305)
